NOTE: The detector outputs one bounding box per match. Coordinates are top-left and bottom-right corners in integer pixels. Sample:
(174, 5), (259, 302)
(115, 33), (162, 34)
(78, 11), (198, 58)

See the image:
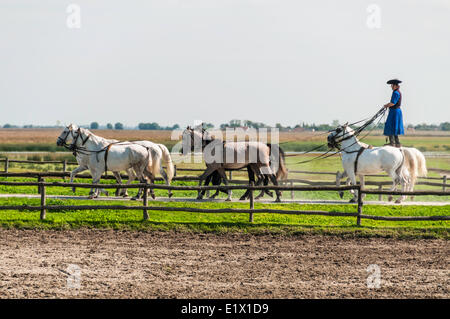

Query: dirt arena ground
(0, 229), (448, 298)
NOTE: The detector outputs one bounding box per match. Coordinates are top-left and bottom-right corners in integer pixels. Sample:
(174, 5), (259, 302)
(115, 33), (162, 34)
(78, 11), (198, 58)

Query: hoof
(122, 194), (128, 198)
(225, 198), (231, 202)
(88, 195), (96, 199)
(168, 192), (173, 198)
(349, 198), (357, 203)
(104, 191), (109, 197)
(196, 195), (204, 200)
(131, 196), (139, 201)
(395, 198), (402, 204)
(239, 196), (247, 201)
(339, 192), (344, 199)
(72, 187), (76, 193)
(151, 193), (156, 200)
(275, 198), (281, 203)
(387, 195), (393, 202)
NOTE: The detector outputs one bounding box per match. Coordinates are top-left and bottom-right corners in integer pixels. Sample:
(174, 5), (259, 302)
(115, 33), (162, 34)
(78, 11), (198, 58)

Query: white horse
(56, 125), (153, 199)
(327, 124), (409, 203)
(132, 141), (174, 198)
(66, 137), (136, 197)
(335, 147), (427, 201)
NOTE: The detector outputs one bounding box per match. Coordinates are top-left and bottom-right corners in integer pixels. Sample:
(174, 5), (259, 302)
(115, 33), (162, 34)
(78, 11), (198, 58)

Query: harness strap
(354, 146), (366, 175)
(104, 143), (115, 172)
(81, 133), (90, 145)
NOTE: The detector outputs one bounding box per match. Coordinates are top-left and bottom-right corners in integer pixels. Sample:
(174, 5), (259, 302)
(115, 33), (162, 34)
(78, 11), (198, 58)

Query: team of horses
(56, 123), (427, 204)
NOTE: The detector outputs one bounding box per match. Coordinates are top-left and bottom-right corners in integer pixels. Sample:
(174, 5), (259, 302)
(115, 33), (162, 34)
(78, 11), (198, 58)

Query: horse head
(56, 124), (78, 146)
(327, 123), (354, 149)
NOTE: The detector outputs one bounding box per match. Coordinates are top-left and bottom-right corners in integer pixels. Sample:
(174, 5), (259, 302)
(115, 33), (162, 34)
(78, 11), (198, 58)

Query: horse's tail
(402, 148), (417, 185)
(268, 144), (288, 180)
(158, 144), (174, 183)
(414, 149), (428, 177)
(395, 148), (407, 181)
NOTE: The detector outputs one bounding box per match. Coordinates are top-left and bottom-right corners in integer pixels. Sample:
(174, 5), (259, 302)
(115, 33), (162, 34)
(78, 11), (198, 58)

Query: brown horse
(181, 127), (287, 202)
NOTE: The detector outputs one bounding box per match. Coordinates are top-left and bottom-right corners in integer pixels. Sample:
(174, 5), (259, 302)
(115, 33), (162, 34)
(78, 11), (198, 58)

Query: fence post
(290, 181), (294, 200)
(229, 170), (233, 180)
(4, 158), (8, 173)
(143, 184), (149, 220)
(378, 184), (382, 201)
(249, 182), (254, 222)
(443, 176), (447, 192)
(357, 186), (362, 226)
(40, 179), (46, 220)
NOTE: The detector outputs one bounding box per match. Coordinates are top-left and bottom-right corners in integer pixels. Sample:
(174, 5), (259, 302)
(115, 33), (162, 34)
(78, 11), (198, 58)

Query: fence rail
(0, 180), (448, 225)
(0, 170), (448, 195)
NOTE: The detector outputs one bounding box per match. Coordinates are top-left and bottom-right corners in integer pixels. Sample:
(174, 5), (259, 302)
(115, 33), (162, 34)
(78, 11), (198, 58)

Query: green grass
(0, 149), (448, 239)
(0, 197), (448, 239)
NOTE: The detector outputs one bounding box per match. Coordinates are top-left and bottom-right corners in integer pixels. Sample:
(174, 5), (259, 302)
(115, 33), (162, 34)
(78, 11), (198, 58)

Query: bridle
(57, 126), (74, 147)
(67, 127), (92, 155)
(185, 127), (211, 152)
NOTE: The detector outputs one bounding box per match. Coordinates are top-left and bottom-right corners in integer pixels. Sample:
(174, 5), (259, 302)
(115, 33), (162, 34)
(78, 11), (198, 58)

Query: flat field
(0, 128), (449, 152)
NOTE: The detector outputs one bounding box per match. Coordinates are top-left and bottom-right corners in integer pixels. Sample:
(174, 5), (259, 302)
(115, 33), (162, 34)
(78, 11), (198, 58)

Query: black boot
(394, 135), (401, 148)
(384, 136), (395, 146)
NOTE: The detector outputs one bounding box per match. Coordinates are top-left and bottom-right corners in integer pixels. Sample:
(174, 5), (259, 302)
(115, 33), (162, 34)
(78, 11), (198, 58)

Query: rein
(296, 107), (387, 165)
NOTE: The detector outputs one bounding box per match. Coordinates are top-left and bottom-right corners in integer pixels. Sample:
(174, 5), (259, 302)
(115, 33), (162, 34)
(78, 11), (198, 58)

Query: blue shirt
(390, 90), (401, 104)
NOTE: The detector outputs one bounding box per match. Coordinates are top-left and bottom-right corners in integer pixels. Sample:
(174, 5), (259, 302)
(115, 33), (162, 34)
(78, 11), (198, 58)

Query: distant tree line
(3, 121), (450, 131)
(138, 123), (180, 130)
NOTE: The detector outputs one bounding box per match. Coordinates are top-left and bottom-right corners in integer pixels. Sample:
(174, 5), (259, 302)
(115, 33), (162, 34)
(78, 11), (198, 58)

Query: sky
(1, 0), (450, 128)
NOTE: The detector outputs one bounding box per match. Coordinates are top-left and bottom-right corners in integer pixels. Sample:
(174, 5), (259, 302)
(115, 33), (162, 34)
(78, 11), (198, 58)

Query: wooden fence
(0, 168), (448, 201)
(0, 181), (448, 226)
(1, 157), (448, 179)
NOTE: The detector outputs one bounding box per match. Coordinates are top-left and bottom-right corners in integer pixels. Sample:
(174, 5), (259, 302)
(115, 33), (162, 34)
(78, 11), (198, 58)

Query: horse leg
(268, 173), (281, 202)
(264, 175), (274, 198)
(88, 172), (103, 199)
(130, 164), (146, 200)
(121, 168), (135, 197)
(70, 165), (87, 193)
(120, 168), (136, 198)
(197, 167), (217, 200)
(201, 173), (213, 199)
(112, 172), (122, 197)
(254, 175), (266, 200)
(159, 164), (172, 198)
(216, 168), (232, 201)
(147, 173), (156, 199)
(359, 175), (365, 201)
(240, 167), (255, 200)
(336, 170), (348, 199)
(347, 172), (358, 203)
(395, 168), (410, 204)
(209, 171), (223, 199)
(387, 169), (400, 202)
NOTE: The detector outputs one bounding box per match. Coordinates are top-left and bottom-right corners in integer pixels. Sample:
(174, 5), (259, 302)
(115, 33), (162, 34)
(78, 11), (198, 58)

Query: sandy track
(0, 229), (448, 298)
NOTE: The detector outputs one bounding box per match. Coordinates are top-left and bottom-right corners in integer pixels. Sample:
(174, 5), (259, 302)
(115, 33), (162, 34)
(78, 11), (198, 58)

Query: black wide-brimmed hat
(387, 79), (402, 85)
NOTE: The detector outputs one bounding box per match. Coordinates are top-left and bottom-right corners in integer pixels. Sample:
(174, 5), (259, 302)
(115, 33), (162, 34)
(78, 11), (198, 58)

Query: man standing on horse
(383, 79), (404, 147)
